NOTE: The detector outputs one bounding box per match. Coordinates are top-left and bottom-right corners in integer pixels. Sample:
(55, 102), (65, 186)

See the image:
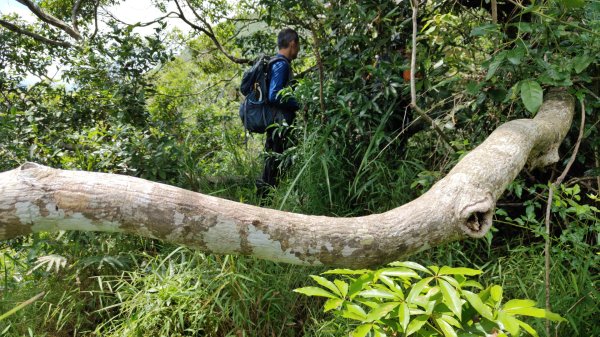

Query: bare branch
(0, 18), (72, 48)
(71, 0), (83, 34)
(90, 0), (99, 39)
(173, 0), (250, 64)
(16, 0), (81, 40)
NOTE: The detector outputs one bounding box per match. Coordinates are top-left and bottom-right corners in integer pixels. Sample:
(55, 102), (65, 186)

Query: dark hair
(277, 28), (299, 49)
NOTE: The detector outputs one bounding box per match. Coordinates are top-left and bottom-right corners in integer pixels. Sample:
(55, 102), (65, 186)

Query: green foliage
(296, 263), (565, 336)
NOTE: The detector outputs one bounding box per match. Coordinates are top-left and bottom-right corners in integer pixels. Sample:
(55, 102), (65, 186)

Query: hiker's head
(278, 28), (300, 60)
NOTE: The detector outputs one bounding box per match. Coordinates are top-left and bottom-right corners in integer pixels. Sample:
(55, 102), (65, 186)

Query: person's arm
(268, 61), (299, 111)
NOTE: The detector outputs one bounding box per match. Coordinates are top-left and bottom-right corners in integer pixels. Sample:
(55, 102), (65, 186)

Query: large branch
(16, 0), (82, 40)
(0, 18), (72, 47)
(0, 90), (574, 267)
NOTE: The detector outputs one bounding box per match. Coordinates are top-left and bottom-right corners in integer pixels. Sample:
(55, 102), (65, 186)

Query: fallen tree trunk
(0, 90), (574, 267)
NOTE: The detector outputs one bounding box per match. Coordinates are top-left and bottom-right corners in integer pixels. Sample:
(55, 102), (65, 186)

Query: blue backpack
(239, 55), (289, 134)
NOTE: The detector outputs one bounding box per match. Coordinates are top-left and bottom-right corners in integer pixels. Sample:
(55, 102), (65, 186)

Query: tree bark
(0, 90), (574, 268)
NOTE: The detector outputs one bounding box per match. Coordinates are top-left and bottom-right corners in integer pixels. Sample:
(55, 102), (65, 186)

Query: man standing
(257, 28), (300, 197)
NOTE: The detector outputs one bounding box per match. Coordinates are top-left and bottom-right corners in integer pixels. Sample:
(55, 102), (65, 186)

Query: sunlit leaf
(490, 285), (503, 303)
(358, 288), (399, 300)
(498, 311), (520, 336)
(407, 277), (433, 303)
(463, 290), (494, 320)
(406, 315), (429, 336)
(334, 279), (349, 298)
(310, 275), (342, 297)
(439, 266), (483, 276)
(351, 323), (372, 337)
(294, 287), (337, 299)
(366, 302), (400, 322)
(323, 298), (344, 312)
(439, 279), (462, 320)
(389, 261), (432, 275)
(435, 316), (458, 337)
(399, 301), (410, 332)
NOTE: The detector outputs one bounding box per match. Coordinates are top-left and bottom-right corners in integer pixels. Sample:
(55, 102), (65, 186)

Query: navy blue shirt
(268, 54), (299, 113)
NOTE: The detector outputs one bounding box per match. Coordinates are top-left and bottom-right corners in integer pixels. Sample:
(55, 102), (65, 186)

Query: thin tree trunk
(0, 90), (575, 267)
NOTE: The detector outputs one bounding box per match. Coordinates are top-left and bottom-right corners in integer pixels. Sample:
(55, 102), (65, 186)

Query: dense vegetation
(0, 0), (598, 336)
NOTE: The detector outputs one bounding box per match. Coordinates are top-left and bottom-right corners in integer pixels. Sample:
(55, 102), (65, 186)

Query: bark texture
(0, 90), (574, 267)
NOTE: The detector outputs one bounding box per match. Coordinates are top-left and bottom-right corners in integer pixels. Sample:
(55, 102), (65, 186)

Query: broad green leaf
(439, 266), (483, 276)
(490, 285), (503, 303)
(572, 55), (593, 74)
(351, 324), (372, 337)
(406, 315), (429, 336)
(507, 47), (525, 65)
(497, 311), (520, 336)
(399, 301), (410, 332)
(407, 277), (433, 303)
(518, 319), (540, 337)
(463, 290), (494, 320)
(294, 287), (337, 299)
(334, 279), (349, 298)
(311, 275), (342, 297)
(323, 298), (343, 312)
(440, 314), (462, 328)
(349, 274), (374, 299)
(389, 261), (432, 275)
(366, 302), (400, 322)
(503, 299), (536, 310)
(435, 316), (458, 337)
(342, 303), (367, 321)
(462, 280), (484, 290)
(439, 279), (462, 320)
(379, 267), (420, 279)
(358, 288), (399, 300)
(503, 307), (566, 321)
(373, 325), (387, 337)
(440, 276), (460, 288)
(520, 80), (543, 113)
(486, 53), (506, 80)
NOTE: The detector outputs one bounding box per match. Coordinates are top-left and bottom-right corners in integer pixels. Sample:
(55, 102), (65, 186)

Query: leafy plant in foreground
(295, 262), (565, 336)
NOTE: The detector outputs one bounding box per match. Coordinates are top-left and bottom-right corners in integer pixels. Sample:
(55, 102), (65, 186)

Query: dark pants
(258, 111), (294, 195)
